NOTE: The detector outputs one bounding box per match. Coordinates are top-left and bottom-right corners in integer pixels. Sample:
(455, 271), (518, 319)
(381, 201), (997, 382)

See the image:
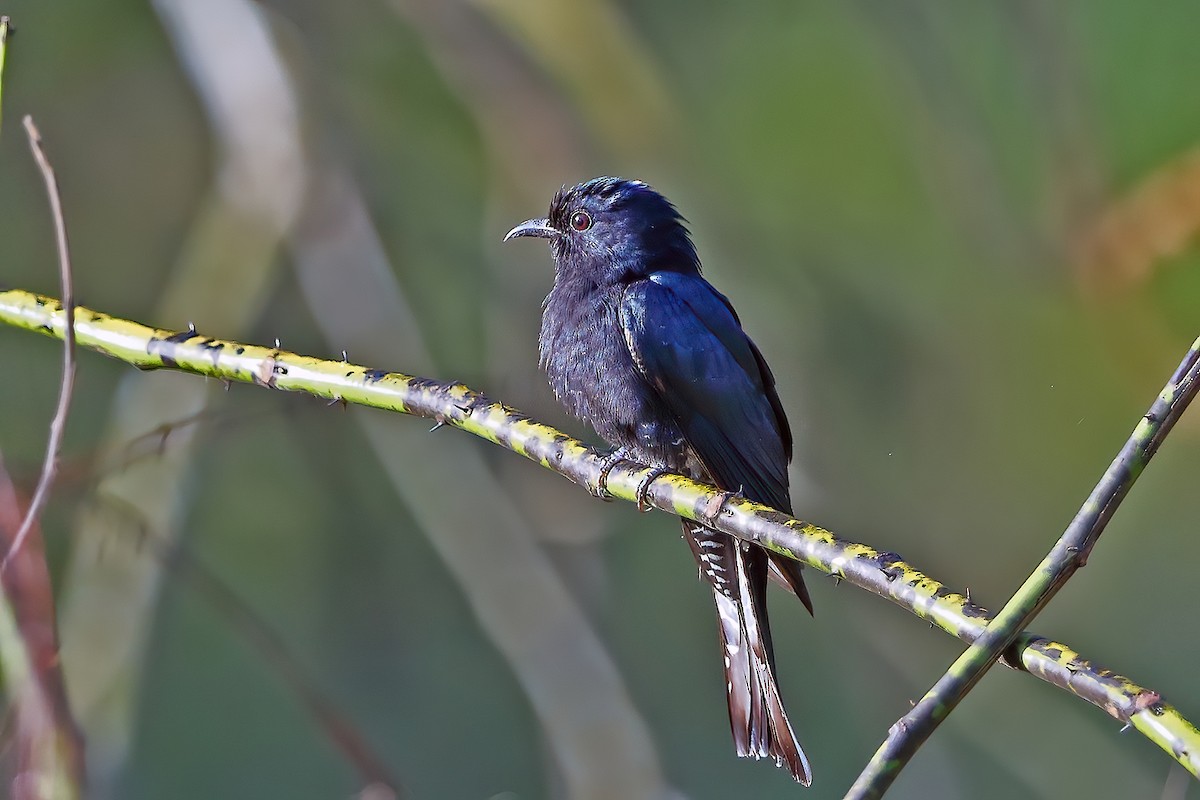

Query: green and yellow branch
(1, 288), (1197, 780)
(847, 336), (1200, 799)
(0, 16), (10, 133)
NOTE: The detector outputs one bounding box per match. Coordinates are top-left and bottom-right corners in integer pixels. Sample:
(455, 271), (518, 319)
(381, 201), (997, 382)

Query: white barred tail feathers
(684, 522), (812, 785)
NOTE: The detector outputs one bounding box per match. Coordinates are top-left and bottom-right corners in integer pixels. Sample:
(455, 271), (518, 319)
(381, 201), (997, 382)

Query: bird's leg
(635, 466), (670, 512)
(594, 447), (631, 500)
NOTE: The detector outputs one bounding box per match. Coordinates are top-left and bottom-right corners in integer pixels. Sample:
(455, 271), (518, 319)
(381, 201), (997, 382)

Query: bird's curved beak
(504, 218), (556, 242)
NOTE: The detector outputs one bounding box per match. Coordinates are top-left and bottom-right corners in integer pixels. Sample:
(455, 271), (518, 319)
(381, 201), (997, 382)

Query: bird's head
(505, 177), (700, 283)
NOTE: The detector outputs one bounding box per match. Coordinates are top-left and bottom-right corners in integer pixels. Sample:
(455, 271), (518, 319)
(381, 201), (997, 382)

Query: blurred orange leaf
(1074, 146), (1200, 294)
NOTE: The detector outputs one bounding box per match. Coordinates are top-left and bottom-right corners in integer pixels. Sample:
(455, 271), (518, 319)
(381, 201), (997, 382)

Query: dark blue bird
(506, 177), (813, 784)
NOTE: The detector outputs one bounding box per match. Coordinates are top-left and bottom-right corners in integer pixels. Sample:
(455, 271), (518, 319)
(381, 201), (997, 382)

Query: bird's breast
(539, 281), (688, 469)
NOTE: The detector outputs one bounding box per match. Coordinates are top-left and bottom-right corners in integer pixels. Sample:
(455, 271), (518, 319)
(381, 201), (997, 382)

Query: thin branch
(2, 118), (76, 569)
(0, 290), (1197, 780)
(0, 22), (83, 797)
(93, 405), (285, 480)
(847, 340), (1200, 799)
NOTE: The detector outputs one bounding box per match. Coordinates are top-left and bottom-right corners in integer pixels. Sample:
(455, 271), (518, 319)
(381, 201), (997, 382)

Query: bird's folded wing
(618, 272), (790, 513)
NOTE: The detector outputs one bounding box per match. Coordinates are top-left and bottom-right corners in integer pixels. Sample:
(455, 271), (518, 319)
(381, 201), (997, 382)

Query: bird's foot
(594, 448), (630, 500)
(635, 466), (670, 512)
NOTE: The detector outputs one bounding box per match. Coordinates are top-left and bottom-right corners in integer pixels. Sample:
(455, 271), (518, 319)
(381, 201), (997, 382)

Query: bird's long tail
(684, 521), (812, 785)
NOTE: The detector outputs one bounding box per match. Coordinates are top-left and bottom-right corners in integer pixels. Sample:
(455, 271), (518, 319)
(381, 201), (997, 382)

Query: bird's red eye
(570, 211), (592, 231)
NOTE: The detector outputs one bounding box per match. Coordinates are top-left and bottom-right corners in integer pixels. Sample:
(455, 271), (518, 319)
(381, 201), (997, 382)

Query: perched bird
(505, 177), (813, 784)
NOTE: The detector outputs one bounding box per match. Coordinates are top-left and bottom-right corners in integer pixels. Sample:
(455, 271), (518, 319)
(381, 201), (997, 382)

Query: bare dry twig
(2, 117), (77, 570)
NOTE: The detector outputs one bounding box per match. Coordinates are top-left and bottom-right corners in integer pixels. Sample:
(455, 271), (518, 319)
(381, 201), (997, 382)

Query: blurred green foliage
(0, 1), (1197, 798)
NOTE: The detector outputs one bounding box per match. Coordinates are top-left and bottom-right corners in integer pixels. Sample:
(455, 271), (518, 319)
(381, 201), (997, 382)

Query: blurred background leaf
(0, 1), (1197, 798)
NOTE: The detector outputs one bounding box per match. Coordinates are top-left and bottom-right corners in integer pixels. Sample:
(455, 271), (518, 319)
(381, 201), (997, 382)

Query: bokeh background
(0, 1), (1197, 798)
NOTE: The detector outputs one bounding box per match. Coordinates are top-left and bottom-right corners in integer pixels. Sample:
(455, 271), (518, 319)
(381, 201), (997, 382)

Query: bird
(505, 177), (813, 784)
